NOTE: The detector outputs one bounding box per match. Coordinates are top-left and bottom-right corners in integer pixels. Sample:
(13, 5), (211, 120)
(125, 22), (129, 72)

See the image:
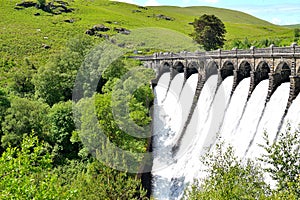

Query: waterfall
(245, 83), (290, 159)
(151, 70), (298, 199)
(152, 73), (197, 199)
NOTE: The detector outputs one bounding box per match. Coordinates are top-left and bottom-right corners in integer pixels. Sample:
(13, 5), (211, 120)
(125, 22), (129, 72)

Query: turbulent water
(152, 72), (300, 200)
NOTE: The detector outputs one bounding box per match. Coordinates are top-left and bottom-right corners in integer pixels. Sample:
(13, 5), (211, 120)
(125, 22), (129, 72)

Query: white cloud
(198, 0), (219, 3)
(271, 18), (282, 25)
(144, 0), (160, 6)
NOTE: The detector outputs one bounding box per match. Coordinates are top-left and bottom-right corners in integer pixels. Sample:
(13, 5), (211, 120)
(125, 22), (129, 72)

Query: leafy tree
(191, 14), (226, 51)
(259, 127), (300, 198)
(294, 28), (300, 42)
(1, 97), (50, 149)
(184, 142), (269, 199)
(48, 101), (80, 165)
(67, 160), (148, 199)
(0, 88), (10, 152)
(0, 134), (74, 199)
(33, 35), (92, 106)
(9, 60), (36, 97)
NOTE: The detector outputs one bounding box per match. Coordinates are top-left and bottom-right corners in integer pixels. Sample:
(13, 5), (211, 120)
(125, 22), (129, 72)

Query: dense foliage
(0, 33), (153, 198)
(191, 14), (226, 51)
(185, 128), (300, 199)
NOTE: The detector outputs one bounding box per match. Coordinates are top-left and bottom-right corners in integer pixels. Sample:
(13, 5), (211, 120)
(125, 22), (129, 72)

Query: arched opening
(161, 62), (171, 74)
(275, 62), (291, 83)
(206, 61), (218, 80)
(186, 61), (199, 79)
(239, 61), (251, 78)
(173, 61), (184, 73)
(220, 61), (234, 80)
(256, 61), (270, 81)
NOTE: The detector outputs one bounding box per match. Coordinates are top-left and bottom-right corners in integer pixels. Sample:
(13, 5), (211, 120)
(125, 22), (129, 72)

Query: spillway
(151, 69), (298, 199)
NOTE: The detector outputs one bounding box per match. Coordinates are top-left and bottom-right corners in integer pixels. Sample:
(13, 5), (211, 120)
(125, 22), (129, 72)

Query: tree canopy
(191, 14), (226, 51)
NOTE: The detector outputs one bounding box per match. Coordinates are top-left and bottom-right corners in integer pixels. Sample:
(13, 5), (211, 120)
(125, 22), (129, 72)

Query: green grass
(283, 24), (300, 28)
(0, 0), (295, 66)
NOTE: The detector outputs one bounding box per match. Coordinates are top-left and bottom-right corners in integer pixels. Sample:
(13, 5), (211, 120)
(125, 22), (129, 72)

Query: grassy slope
(0, 0), (294, 65)
(284, 24), (300, 28)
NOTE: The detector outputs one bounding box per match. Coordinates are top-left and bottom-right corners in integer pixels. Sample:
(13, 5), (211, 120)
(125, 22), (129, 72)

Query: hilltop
(0, 0), (294, 64)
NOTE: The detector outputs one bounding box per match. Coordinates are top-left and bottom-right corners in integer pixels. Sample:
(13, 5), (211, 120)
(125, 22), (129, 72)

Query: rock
(95, 33), (109, 39)
(156, 14), (174, 21)
(64, 19), (74, 23)
(137, 6), (148, 10)
(16, 1), (36, 8)
(132, 10), (142, 13)
(85, 29), (95, 36)
(42, 44), (51, 49)
(114, 27), (131, 35)
(92, 24), (110, 32)
(14, 7), (23, 10)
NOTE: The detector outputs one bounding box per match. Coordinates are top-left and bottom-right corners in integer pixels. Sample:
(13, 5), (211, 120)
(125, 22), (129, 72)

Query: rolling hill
(0, 0), (295, 65)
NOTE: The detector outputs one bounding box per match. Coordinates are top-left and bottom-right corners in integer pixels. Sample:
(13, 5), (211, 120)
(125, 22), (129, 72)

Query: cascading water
(151, 69), (298, 199)
(218, 78), (251, 144)
(152, 73), (197, 199)
(226, 80), (269, 158)
(245, 83), (290, 159)
(281, 92), (300, 133)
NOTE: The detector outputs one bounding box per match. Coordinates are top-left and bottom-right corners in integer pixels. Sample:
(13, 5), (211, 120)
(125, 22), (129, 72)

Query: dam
(135, 44), (300, 199)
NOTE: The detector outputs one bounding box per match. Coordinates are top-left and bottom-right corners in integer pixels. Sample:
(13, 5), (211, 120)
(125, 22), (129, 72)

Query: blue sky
(115, 0), (300, 25)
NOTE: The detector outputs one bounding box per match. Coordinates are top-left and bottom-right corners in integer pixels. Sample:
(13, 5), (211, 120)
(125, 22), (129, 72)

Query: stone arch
(186, 61), (199, 79)
(238, 60), (252, 78)
(275, 62), (291, 83)
(173, 61), (185, 73)
(256, 61), (270, 81)
(220, 60), (234, 80)
(205, 61), (218, 80)
(160, 61), (171, 75)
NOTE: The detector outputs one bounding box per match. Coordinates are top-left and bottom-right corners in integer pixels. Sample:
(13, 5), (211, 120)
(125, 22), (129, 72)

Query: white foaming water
(170, 74), (198, 145)
(198, 76), (234, 155)
(152, 73), (197, 199)
(162, 73), (185, 130)
(162, 76), (233, 199)
(154, 73), (171, 105)
(167, 75), (219, 199)
(218, 78), (251, 146)
(246, 83), (290, 159)
(281, 91), (300, 133)
(231, 80), (269, 158)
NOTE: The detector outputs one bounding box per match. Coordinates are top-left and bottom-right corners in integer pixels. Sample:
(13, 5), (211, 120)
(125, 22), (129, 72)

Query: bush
(0, 134), (74, 199)
(259, 127), (300, 198)
(184, 142), (269, 199)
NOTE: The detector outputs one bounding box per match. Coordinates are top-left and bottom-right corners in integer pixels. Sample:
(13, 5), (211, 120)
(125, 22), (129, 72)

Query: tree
(0, 134), (74, 199)
(259, 127), (300, 198)
(33, 35), (92, 106)
(184, 142), (269, 199)
(48, 101), (80, 165)
(191, 14), (226, 51)
(294, 28), (300, 42)
(1, 97), (50, 149)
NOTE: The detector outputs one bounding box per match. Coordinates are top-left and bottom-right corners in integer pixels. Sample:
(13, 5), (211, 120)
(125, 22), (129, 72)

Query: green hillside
(284, 24), (300, 28)
(0, 0), (295, 64)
